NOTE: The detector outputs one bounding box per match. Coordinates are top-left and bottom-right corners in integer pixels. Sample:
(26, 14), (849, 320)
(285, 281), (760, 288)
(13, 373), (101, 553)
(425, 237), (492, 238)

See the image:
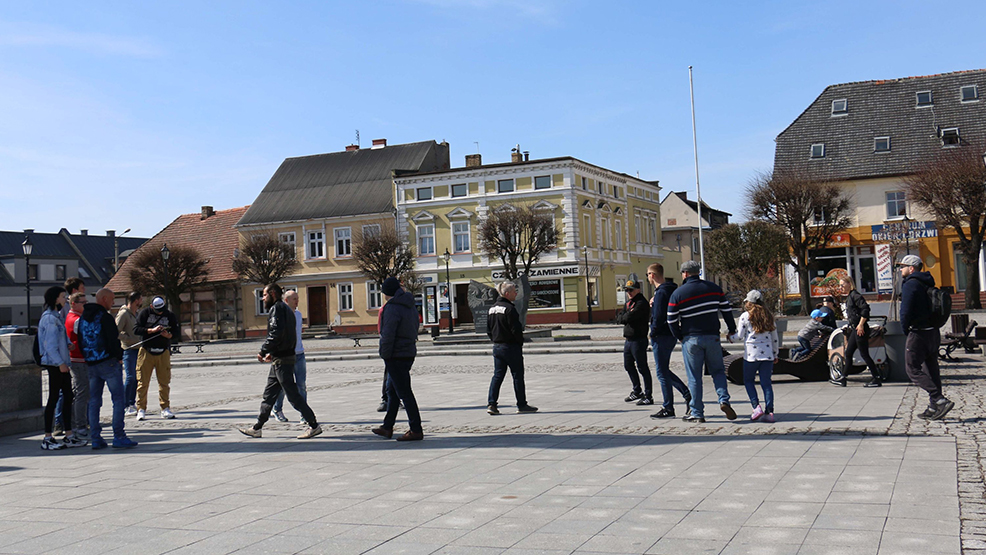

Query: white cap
(151, 296), (165, 309)
(744, 290), (763, 304)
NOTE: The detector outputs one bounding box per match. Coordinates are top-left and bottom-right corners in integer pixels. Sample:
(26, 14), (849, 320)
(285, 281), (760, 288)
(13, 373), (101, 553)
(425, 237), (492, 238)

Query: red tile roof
(106, 206), (249, 294)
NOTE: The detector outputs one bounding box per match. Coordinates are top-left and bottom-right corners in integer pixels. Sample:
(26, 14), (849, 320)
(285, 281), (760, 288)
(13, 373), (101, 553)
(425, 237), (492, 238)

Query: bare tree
(128, 244), (208, 322)
(352, 226), (417, 286)
(231, 230), (297, 286)
(478, 203), (559, 280)
(905, 142), (986, 309)
(705, 221), (790, 312)
(747, 169), (853, 315)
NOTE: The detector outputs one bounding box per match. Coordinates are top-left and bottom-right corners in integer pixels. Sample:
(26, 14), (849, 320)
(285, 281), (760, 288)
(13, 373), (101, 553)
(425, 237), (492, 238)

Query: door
(308, 286), (327, 326)
(857, 256), (877, 294)
(455, 283), (472, 324)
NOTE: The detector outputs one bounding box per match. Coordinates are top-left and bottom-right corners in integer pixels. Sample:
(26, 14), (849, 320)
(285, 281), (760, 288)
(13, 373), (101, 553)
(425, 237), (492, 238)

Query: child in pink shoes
(728, 291), (779, 423)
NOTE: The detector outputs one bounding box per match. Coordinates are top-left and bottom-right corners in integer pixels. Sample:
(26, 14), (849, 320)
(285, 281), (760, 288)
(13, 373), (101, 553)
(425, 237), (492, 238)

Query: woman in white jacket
(728, 290), (779, 422)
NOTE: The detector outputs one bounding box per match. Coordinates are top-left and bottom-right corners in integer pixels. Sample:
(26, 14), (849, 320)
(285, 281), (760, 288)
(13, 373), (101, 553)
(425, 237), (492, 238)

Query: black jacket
(379, 288), (418, 360)
(617, 292), (650, 340)
(260, 300), (297, 358)
(134, 307), (179, 355)
(844, 289), (870, 328)
(650, 281), (677, 338)
(901, 271), (935, 333)
(78, 303), (124, 364)
(818, 306), (837, 329)
(487, 296), (524, 345)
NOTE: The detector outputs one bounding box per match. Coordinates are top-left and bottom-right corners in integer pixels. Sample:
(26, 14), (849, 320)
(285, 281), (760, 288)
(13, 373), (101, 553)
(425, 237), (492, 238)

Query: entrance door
(857, 257), (877, 294)
(308, 286), (327, 326)
(455, 283), (472, 324)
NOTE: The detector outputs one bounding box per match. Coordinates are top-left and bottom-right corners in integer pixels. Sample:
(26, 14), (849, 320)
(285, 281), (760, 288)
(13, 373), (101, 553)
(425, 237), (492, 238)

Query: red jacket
(65, 309), (85, 363)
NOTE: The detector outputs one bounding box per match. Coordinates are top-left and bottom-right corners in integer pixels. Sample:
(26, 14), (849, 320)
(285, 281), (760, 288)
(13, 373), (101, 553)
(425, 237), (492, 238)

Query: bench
(940, 320), (978, 361)
(170, 342), (206, 355)
(349, 335), (377, 348)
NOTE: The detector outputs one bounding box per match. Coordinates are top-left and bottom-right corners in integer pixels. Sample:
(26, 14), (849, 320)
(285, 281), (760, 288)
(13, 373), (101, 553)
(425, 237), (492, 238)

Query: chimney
(107, 230), (115, 238)
(345, 144), (359, 152)
(523, 151), (530, 162)
(201, 206), (215, 220)
(24, 229), (34, 235)
(80, 229), (88, 236)
(371, 138), (387, 149)
(511, 144), (523, 163)
(465, 154), (482, 167)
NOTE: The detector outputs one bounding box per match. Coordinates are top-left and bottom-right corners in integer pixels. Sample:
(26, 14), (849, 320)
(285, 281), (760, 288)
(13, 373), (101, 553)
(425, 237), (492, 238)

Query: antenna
(356, 129), (360, 147)
(474, 141), (480, 153)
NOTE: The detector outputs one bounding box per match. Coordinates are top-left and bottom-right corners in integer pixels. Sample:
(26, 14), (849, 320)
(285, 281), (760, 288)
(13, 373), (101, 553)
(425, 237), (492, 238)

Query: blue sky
(3, 1), (986, 238)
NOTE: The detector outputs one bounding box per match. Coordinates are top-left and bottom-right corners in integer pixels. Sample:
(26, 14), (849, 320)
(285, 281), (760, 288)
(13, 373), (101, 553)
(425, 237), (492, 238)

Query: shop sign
(871, 221), (937, 242)
(810, 268), (850, 297)
(529, 279), (563, 309)
(828, 233), (851, 247)
(492, 264), (597, 280)
(876, 244), (893, 292)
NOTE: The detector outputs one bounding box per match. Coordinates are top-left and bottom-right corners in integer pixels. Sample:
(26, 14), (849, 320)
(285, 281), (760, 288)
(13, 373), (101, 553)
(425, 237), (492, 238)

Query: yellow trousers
(136, 348), (171, 410)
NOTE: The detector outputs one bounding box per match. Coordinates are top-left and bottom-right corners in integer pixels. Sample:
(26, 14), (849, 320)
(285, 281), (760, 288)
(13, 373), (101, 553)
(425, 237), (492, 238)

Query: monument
(468, 274), (532, 334)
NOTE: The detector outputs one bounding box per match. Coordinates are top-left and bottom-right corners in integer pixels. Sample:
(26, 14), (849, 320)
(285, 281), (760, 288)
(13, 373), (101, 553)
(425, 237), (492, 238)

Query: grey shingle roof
(0, 230), (148, 287)
(774, 69), (986, 180)
(237, 141), (450, 227)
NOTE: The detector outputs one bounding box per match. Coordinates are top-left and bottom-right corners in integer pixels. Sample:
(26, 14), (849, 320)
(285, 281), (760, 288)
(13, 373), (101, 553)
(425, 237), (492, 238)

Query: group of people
(38, 279), (179, 450)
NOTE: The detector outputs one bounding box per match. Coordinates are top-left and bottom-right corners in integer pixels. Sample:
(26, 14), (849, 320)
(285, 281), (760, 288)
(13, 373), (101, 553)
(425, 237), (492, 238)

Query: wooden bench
(940, 320), (978, 361)
(349, 335), (378, 348)
(170, 342), (207, 355)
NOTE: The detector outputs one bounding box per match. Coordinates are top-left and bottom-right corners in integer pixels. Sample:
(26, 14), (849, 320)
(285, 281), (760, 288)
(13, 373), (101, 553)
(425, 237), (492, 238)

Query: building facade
(659, 191), (730, 284)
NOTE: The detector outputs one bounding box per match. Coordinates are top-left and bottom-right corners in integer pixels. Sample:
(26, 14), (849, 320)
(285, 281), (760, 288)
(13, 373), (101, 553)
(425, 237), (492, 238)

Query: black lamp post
(22, 236), (32, 326)
(443, 248), (453, 334)
(902, 214), (912, 255)
(583, 245), (593, 324)
(160, 243), (170, 309)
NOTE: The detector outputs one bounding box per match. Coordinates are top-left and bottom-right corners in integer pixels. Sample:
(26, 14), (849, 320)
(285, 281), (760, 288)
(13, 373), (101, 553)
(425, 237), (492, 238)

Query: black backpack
(927, 286), (952, 328)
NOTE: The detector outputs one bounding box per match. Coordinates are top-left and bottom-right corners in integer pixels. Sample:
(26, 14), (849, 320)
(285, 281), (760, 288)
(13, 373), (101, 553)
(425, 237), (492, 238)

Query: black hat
(382, 277), (401, 297)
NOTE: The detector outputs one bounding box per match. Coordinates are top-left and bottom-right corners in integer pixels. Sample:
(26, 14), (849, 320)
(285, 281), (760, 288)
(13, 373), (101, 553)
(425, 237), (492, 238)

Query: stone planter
(0, 334), (43, 436)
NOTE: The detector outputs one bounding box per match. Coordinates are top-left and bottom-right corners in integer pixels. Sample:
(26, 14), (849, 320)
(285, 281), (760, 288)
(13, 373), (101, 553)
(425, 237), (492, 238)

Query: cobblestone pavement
(0, 351), (975, 554)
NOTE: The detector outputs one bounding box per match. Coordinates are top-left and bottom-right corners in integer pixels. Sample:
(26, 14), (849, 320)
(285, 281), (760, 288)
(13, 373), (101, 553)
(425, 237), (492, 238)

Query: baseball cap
(822, 295), (835, 303)
(744, 290), (763, 305)
(810, 309), (824, 318)
(151, 296), (166, 309)
(896, 254), (922, 267)
(623, 273), (642, 291)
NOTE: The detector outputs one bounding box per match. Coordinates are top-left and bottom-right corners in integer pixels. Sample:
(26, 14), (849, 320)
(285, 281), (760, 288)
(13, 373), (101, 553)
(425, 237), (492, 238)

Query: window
(601, 218), (609, 249)
(451, 183), (468, 197)
(614, 220), (623, 250)
(416, 187), (432, 201)
(582, 214), (592, 247)
(27, 264), (38, 281)
(418, 224), (435, 255)
(942, 127), (960, 146)
(598, 181), (605, 195)
(831, 99), (848, 115)
(497, 179), (514, 193)
(255, 286), (296, 315)
(813, 207), (827, 225)
(810, 143), (825, 158)
(452, 222), (470, 253)
(367, 281), (382, 309)
(335, 227), (352, 257)
(338, 283), (353, 311)
(634, 216), (641, 243)
(874, 136), (891, 152)
(613, 186), (621, 199)
(534, 175), (551, 190)
(307, 231), (324, 258)
(361, 224), (380, 238)
(886, 191), (907, 218)
(587, 277), (599, 306)
(279, 232), (296, 258)
(55, 264), (66, 281)
(648, 218), (657, 244)
(581, 177), (588, 191)
(961, 85), (979, 102)
(916, 90), (933, 106)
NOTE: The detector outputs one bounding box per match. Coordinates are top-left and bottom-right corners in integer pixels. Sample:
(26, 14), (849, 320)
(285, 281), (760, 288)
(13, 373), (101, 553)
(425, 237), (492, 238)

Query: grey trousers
(69, 361), (89, 431)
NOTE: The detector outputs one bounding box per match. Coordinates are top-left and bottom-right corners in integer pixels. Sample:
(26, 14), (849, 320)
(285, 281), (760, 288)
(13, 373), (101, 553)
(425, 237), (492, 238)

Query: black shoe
(517, 405), (538, 413)
(720, 403), (737, 420)
(931, 399), (955, 421)
(487, 404), (500, 415)
(682, 414), (706, 423)
(636, 397), (654, 406)
(377, 402), (387, 412)
(918, 407), (937, 419)
(624, 391), (643, 402)
(650, 408), (675, 419)
(864, 379), (882, 388)
(830, 379), (847, 387)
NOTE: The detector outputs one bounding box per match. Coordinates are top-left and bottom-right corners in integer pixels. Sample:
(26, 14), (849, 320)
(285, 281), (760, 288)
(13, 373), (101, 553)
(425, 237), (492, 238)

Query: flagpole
(688, 65), (706, 278)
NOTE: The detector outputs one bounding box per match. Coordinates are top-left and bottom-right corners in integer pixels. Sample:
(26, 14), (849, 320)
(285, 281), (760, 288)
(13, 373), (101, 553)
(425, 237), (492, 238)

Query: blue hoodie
(650, 281), (677, 338)
(900, 271), (936, 333)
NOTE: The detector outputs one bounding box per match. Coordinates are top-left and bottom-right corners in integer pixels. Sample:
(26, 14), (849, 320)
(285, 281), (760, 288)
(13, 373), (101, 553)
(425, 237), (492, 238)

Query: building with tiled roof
(107, 206), (249, 340)
(774, 69), (986, 303)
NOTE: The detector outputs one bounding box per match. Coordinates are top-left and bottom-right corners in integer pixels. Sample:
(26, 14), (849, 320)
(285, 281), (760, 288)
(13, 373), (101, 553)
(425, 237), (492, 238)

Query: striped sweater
(667, 275), (736, 339)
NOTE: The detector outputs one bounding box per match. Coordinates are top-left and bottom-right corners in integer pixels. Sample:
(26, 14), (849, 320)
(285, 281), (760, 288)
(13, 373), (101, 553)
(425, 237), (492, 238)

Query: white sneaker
(136, 409), (146, 421)
(125, 405), (138, 417)
(161, 408), (176, 419)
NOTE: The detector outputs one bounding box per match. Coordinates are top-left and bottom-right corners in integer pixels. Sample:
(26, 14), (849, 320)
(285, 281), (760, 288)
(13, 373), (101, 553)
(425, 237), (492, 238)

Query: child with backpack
(728, 290), (779, 422)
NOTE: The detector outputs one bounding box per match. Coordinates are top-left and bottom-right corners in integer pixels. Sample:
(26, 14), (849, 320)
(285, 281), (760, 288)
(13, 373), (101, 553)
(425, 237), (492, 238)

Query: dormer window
(831, 99), (848, 115)
(874, 136), (891, 153)
(942, 127), (960, 147)
(810, 143), (825, 159)
(916, 91), (933, 107)
(961, 85), (979, 102)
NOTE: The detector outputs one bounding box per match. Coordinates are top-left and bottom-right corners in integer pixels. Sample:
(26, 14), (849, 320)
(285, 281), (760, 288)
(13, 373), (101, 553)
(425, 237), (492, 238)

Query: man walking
(64, 292), (90, 439)
(486, 281), (538, 415)
(372, 277), (424, 441)
(116, 291), (142, 417)
(647, 264), (691, 418)
(616, 275), (653, 405)
(898, 255), (954, 420)
(272, 290), (307, 424)
(668, 260), (737, 423)
(78, 288), (137, 449)
(134, 296), (179, 420)
(239, 283), (322, 440)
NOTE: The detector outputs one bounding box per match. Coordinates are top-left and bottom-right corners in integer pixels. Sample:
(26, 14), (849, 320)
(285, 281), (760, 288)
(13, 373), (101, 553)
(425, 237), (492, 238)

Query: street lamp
(901, 214), (912, 255)
(443, 248), (453, 334)
(160, 243), (170, 309)
(583, 245), (593, 324)
(114, 228), (131, 274)
(22, 236), (32, 326)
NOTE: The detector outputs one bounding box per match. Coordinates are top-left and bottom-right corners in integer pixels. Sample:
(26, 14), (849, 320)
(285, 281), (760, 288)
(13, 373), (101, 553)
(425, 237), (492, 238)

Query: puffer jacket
(39, 308), (71, 367)
(379, 288), (418, 359)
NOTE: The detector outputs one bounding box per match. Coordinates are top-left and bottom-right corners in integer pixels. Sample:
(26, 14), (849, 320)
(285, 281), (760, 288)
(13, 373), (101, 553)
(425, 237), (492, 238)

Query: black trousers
(905, 329), (943, 405)
(845, 325), (879, 379)
(623, 338), (652, 396)
(44, 366), (73, 434)
(382, 358), (422, 433)
(255, 356), (317, 429)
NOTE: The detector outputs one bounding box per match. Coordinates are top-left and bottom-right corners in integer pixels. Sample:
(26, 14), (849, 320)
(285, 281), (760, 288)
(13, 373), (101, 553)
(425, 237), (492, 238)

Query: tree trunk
(964, 251), (982, 309)
(798, 259), (812, 316)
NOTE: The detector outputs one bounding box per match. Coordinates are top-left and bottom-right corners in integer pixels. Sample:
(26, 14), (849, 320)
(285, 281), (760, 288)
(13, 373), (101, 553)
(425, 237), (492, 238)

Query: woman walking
(38, 286), (87, 450)
(728, 290), (779, 422)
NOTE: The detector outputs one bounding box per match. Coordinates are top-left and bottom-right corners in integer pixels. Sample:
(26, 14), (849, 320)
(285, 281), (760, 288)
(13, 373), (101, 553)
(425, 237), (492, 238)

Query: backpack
(927, 286), (952, 328)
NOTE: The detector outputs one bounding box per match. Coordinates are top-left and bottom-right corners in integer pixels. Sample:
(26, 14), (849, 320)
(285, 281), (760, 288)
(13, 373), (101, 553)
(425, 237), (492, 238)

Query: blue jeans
(681, 335), (730, 418)
(274, 353), (307, 413)
(743, 359), (774, 413)
(791, 336), (811, 357)
(123, 348), (139, 407)
(652, 335), (689, 410)
(382, 358), (422, 433)
(87, 359), (127, 441)
(623, 338), (652, 397)
(489, 343), (527, 407)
